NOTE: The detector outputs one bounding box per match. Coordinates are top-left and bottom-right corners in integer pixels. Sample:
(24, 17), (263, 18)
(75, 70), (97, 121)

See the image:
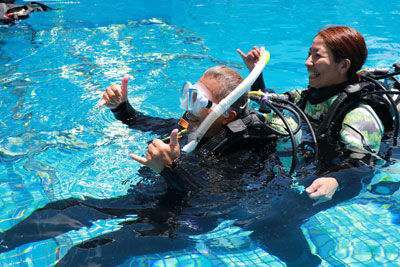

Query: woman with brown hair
(239, 25), (385, 204)
(239, 25), (394, 267)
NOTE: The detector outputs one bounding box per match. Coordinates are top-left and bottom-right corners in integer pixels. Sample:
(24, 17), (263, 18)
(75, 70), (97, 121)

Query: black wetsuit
(93, 83), (388, 267)
(246, 74), (382, 267)
(0, 101), (280, 267)
(112, 100), (279, 191)
(1, 93), (383, 267)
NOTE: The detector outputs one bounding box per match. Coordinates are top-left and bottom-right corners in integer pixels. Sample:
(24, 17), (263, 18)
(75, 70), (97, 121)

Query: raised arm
(237, 46), (262, 71)
(99, 75), (178, 135)
(237, 46), (266, 91)
(130, 129), (181, 173)
(99, 75), (129, 108)
(130, 129), (208, 192)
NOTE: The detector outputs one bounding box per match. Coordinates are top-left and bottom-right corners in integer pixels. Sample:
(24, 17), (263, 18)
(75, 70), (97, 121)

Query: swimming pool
(1, 0), (400, 266)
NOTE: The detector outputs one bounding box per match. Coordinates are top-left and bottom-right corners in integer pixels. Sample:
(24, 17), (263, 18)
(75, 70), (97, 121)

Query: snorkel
(182, 50), (270, 153)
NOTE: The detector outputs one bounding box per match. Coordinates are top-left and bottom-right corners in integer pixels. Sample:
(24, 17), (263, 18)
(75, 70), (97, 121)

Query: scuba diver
(0, 65), (286, 266)
(2, 25), (398, 267)
(237, 25), (400, 266)
(100, 65), (285, 192)
(0, 0), (52, 24)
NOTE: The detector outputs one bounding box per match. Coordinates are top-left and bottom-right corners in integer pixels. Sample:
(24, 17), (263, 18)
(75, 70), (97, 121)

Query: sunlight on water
(1, 0), (400, 266)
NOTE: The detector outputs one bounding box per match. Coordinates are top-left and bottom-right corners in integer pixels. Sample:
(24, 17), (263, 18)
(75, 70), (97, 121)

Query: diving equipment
(182, 50), (271, 153)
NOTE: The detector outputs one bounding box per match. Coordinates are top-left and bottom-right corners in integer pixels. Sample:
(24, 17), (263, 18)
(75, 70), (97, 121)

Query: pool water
(1, 0), (400, 266)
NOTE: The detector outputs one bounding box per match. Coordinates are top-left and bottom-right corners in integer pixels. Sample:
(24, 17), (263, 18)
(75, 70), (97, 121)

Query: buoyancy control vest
(160, 108), (278, 192)
(0, 0), (52, 24)
(297, 64), (400, 140)
(198, 107), (277, 156)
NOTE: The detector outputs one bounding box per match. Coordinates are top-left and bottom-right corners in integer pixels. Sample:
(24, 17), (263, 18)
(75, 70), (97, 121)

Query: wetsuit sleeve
(324, 165), (375, 189)
(110, 100), (179, 134)
(251, 74), (266, 92)
(339, 103), (385, 153)
(111, 100), (137, 125)
(284, 89), (304, 103)
(159, 157), (208, 192)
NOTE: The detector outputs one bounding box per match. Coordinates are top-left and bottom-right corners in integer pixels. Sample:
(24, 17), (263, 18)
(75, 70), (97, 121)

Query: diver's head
(180, 65), (246, 137)
(305, 25), (367, 88)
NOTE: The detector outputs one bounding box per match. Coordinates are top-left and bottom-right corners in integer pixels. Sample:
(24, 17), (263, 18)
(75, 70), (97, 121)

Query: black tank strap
(199, 128), (229, 155)
(317, 82), (369, 136)
(318, 92), (349, 135)
(199, 113), (260, 155)
(296, 89), (310, 110)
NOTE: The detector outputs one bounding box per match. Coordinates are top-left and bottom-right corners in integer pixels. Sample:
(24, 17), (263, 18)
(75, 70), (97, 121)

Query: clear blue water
(1, 0), (400, 266)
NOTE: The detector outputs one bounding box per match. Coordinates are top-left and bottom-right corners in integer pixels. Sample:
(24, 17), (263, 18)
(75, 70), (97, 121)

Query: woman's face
(305, 36), (348, 88)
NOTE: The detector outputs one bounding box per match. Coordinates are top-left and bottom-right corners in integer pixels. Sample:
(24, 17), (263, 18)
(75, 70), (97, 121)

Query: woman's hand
(306, 177), (339, 205)
(99, 74), (129, 108)
(237, 46), (264, 71)
(130, 129), (181, 172)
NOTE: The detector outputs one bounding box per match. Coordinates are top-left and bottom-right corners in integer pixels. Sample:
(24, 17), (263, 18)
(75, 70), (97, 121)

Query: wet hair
(203, 65), (247, 109)
(316, 25), (368, 80)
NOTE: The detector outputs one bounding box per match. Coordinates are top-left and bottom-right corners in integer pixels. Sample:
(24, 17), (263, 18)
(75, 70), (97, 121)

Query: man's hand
(99, 74), (129, 108)
(237, 46), (264, 71)
(130, 129), (181, 172)
(306, 177), (339, 206)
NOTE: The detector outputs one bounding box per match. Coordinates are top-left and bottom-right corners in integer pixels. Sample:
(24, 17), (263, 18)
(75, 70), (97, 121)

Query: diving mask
(179, 81), (216, 115)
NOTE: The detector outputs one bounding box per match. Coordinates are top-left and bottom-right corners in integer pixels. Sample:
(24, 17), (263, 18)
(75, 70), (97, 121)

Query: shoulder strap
(317, 91), (349, 136)
(199, 111), (272, 155)
(317, 82), (368, 136)
(198, 127), (229, 155)
(296, 89), (310, 110)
